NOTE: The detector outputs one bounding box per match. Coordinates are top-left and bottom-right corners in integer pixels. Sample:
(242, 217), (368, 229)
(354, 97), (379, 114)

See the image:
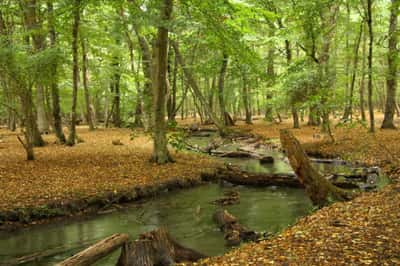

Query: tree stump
(116, 228), (205, 266)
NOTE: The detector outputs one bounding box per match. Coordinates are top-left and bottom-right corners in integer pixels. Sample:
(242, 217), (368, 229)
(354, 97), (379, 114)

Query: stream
(0, 134), (389, 265)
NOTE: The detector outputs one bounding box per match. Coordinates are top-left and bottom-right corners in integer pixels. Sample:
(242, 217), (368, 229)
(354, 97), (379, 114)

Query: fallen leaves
(0, 127), (220, 213)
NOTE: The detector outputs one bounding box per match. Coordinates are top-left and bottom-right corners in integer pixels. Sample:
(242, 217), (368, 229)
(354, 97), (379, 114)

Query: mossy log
(213, 209), (259, 246)
(116, 228), (205, 266)
(280, 129), (356, 207)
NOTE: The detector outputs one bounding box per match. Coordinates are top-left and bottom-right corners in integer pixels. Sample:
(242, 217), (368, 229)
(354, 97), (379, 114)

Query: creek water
(0, 135), (388, 265)
(0, 184), (313, 265)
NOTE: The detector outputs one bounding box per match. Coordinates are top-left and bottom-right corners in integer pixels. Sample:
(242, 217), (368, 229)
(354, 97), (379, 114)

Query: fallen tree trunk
(57, 233), (129, 266)
(212, 165), (302, 188)
(206, 166), (367, 190)
(213, 209), (259, 246)
(280, 129), (356, 207)
(116, 228), (205, 266)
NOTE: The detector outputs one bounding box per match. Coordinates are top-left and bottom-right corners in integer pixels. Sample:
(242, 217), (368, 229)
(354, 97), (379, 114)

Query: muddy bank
(0, 176), (207, 231)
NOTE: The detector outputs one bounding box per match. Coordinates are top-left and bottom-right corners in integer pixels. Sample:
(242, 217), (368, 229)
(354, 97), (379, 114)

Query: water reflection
(0, 184), (312, 265)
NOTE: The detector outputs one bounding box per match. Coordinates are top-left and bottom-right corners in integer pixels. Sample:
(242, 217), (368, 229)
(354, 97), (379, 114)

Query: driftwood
(57, 233), (129, 266)
(213, 209), (259, 246)
(280, 129), (356, 207)
(116, 228), (205, 266)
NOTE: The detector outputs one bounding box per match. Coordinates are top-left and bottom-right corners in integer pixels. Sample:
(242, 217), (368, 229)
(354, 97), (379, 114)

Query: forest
(0, 0), (399, 265)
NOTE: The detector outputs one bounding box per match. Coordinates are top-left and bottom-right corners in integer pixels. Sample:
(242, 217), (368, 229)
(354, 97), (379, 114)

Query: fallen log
(57, 233), (129, 266)
(116, 228), (205, 266)
(213, 165), (302, 188)
(213, 209), (259, 246)
(209, 166), (370, 190)
(280, 129), (356, 207)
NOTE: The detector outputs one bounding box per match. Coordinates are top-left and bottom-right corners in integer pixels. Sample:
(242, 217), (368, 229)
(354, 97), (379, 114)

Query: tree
(48, 0), (66, 143)
(66, 0), (82, 146)
(81, 36), (95, 131)
(366, 0), (375, 133)
(381, 0), (400, 129)
(151, 0), (174, 164)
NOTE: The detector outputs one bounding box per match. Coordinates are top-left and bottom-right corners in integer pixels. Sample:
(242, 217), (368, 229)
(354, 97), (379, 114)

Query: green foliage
(167, 130), (188, 152)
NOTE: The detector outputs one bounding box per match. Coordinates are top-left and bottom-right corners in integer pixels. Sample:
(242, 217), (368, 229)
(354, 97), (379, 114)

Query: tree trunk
(134, 30), (153, 131)
(66, 0), (81, 146)
(218, 53), (233, 126)
(81, 37), (95, 131)
(343, 23), (363, 122)
(36, 85), (49, 133)
(367, 0), (375, 132)
(151, 0), (173, 164)
(172, 41), (227, 136)
(116, 228), (205, 266)
(48, 1), (66, 143)
(360, 22), (367, 122)
(381, 0), (399, 129)
(280, 129), (355, 207)
(242, 73), (252, 124)
(58, 234), (129, 266)
(19, 88), (37, 160)
(167, 46), (177, 123)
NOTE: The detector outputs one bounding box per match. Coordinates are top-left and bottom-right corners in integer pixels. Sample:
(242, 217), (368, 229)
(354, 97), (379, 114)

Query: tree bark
(81, 37), (95, 131)
(343, 23), (363, 122)
(151, 0), (173, 164)
(218, 53), (233, 126)
(66, 0), (81, 146)
(360, 22), (367, 122)
(382, 0), (399, 129)
(242, 73), (252, 124)
(134, 30), (153, 131)
(280, 129), (355, 207)
(48, 1), (66, 143)
(367, 0), (375, 132)
(58, 234), (129, 266)
(116, 228), (205, 266)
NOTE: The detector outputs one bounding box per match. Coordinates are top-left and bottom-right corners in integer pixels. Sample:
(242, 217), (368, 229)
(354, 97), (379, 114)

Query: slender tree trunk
(172, 41), (227, 136)
(242, 73), (252, 124)
(66, 0), (81, 146)
(382, 0), (399, 129)
(265, 44), (275, 122)
(36, 85), (49, 133)
(343, 23), (363, 122)
(48, 1), (66, 143)
(167, 47), (177, 123)
(81, 37), (95, 131)
(134, 30), (153, 131)
(367, 0), (375, 132)
(218, 53), (232, 126)
(360, 22), (367, 121)
(20, 88), (36, 160)
(151, 0), (173, 164)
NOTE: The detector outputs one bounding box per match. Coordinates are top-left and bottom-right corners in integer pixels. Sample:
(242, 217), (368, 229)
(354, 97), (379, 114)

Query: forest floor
(1, 114), (400, 264)
(181, 115), (400, 266)
(0, 127), (219, 227)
